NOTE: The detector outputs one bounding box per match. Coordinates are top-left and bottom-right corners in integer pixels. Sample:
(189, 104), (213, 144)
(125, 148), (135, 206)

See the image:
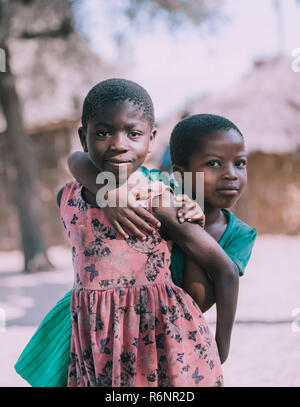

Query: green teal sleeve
(139, 166), (173, 188)
(223, 228), (257, 276)
(14, 289), (72, 387)
(170, 244), (185, 288)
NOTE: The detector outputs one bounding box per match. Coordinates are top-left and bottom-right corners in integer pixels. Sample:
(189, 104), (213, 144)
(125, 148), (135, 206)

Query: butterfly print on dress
(100, 337), (111, 355)
(84, 219), (116, 258)
(82, 347), (96, 385)
(145, 252), (165, 282)
(155, 333), (164, 349)
(70, 214), (78, 225)
(99, 279), (114, 290)
(96, 361), (113, 387)
(75, 274), (83, 297)
(120, 350), (136, 386)
(126, 236), (165, 282)
(68, 192), (88, 213)
(176, 353), (184, 364)
(85, 264), (99, 282)
(72, 246), (77, 263)
(139, 312), (158, 333)
(192, 367), (204, 385)
(215, 375), (224, 387)
(188, 330), (197, 342)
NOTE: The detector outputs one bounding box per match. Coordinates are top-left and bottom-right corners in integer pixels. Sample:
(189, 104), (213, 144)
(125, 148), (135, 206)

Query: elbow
(206, 258), (239, 284)
(226, 262), (239, 289)
(230, 261), (239, 279)
(215, 260), (239, 287)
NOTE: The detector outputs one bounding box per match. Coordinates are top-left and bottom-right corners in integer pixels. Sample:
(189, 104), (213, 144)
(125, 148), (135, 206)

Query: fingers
(111, 220), (129, 239)
(186, 213), (206, 227)
(176, 196), (205, 226)
(175, 194), (191, 203)
(118, 217), (147, 241)
(105, 205), (160, 240)
(177, 202), (197, 223)
(125, 209), (158, 235)
(133, 206), (161, 229)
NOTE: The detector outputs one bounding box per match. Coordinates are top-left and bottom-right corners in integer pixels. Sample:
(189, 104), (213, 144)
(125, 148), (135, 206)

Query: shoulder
(221, 210), (257, 276)
(56, 181), (80, 208)
(56, 187), (64, 207)
(225, 209), (257, 242)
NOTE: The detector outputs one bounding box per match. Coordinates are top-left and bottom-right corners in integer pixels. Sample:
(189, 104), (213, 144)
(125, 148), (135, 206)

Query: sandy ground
(0, 235), (299, 387)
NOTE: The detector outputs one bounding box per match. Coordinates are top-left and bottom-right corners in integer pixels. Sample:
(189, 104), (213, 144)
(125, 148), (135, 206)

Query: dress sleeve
(224, 227), (257, 276)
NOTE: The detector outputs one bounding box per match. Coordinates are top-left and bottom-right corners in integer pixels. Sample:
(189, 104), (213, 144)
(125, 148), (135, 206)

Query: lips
(104, 158), (132, 165)
(216, 187), (239, 197)
(217, 187), (239, 191)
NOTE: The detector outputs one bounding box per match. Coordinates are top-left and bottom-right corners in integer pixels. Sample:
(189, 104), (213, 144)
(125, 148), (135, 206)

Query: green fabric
(218, 209), (257, 276)
(15, 166), (257, 387)
(170, 209), (257, 287)
(14, 290), (72, 387)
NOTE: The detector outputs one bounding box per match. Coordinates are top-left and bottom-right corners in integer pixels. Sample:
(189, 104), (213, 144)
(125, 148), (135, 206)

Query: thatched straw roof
(149, 55), (300, 166)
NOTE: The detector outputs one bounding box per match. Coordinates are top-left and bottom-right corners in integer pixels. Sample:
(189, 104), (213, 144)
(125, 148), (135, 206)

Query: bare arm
(68, 151), (100, 196)
(153, 190), (239, 364)
(183, 258), (216, 313)
(67, 152), (205, 240)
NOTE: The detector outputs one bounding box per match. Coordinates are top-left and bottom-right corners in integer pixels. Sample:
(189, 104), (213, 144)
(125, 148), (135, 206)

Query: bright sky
(77, 0), (300, 122)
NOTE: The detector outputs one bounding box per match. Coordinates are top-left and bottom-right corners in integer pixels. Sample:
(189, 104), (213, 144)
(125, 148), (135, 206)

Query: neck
(203, 205), (223, 226)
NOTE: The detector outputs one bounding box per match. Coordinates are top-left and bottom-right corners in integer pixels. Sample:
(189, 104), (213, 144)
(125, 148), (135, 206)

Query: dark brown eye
(96, 131), (110, 137)
(235, 160), (247, 168)
(207, 160), (221, 167)
(129, 131), (141, 138)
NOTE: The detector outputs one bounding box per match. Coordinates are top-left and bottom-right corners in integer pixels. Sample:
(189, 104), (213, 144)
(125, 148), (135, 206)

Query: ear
(78, 126), (88, 152)
(148, 128), (157, 154)
(172, 164), (185, 184)
(172, 164), (185, 176)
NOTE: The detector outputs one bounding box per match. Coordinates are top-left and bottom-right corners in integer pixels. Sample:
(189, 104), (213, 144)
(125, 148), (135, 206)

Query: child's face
(79, 100), (156, 181)
(183, 129), (247, 209)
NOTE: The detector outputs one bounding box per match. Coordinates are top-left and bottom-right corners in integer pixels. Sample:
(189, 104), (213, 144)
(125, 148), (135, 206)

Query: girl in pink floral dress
(60, 181), (221, 386)
(56, 78), (238, 387)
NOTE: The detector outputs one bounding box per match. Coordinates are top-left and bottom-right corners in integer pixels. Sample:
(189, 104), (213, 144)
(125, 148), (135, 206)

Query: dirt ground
(0, 235), (299, 387)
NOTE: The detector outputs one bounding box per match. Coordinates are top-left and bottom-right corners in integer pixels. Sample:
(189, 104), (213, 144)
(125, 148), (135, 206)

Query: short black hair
(170, 113), (243, 168)
(81, 78), (155, 129)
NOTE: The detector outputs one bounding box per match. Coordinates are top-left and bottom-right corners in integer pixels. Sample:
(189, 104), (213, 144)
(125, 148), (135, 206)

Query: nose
(109, 132), (129, 152)
(222, 163), (238, 180)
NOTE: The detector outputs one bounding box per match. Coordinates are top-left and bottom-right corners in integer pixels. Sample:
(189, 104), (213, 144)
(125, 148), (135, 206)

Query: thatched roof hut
(149, 55), (300, 165)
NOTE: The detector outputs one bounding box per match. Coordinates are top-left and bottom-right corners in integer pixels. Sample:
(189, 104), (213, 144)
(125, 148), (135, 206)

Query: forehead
(87, 100), (150, 129)
(194, 129), (246, 157)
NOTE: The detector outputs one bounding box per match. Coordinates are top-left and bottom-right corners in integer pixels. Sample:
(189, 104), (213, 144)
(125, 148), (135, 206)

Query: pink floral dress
(60, 181), (223, 387)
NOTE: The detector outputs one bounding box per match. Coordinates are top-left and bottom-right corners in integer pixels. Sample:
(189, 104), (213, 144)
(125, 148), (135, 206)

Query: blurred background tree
(0, 0), (220, 272)
(0, 0), (74, 272)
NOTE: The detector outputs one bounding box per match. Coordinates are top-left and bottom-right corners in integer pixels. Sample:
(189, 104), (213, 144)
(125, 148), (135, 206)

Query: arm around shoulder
(153, 190), (239, 364)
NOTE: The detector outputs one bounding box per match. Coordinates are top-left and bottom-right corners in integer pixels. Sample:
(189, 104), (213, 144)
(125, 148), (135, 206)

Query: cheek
(134, 140), (150, 161)
(203, 170), (218, 192)
(238, 171), (247, 190)
(87, 139), (106, 156)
